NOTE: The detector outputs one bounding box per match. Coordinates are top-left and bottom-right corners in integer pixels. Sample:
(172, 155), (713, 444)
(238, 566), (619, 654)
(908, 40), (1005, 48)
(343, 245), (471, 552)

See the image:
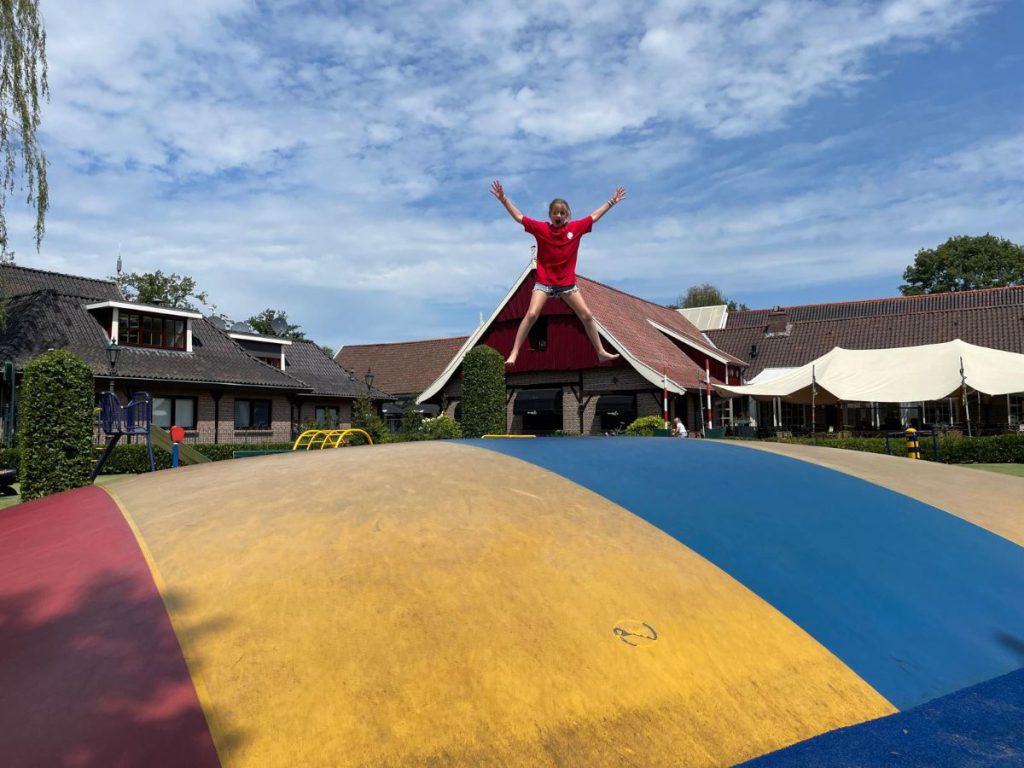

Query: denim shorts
(534, 282), (579, 297)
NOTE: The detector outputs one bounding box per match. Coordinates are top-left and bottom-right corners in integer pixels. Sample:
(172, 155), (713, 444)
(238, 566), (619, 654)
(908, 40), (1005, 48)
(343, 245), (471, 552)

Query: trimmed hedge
(931, 432), (1024, 464)
(763, 433), (1024, 464)
(97, 441), (294, 473)
(625, 415), (665, 436)
(190, 442), (293, 462)
(462, 345), (506, 438)
(770, 435), (888, 455)
(19, 350), (96, 500)
(100, 443), (173, 473)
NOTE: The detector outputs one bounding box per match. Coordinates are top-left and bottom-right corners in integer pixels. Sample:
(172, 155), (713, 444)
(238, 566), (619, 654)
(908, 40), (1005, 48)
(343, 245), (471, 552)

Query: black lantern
(106, 340), (121, 392)
(364, 368), (375, 389)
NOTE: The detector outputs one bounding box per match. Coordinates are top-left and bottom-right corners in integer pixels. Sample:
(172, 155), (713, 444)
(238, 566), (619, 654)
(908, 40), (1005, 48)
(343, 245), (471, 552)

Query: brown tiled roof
(725, 286), (1024, 327)
(2, 264), (122, 301)
(1, 264), (386, 397)
(286, 339), (390, 399)
(1, 290), (308, 390)
(336, 336), (469, 397)
(577, 275), (747, 387)
(708, 286), (1024, 378)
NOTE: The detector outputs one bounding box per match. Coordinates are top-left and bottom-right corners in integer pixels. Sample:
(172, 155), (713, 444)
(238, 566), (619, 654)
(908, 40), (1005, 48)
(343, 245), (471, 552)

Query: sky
(7, 0), (1024, 351)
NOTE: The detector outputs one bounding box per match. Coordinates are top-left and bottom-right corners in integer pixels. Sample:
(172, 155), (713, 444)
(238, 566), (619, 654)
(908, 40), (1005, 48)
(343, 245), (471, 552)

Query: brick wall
(225, 393), (295, 443)
(430, 365), (689, 435)
(294, 399), (354, 430)
(95, 384), (306, 444)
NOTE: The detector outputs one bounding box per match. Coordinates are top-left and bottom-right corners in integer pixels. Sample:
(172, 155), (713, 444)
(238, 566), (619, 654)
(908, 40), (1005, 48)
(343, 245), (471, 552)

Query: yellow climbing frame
(292, 428), (374, 450)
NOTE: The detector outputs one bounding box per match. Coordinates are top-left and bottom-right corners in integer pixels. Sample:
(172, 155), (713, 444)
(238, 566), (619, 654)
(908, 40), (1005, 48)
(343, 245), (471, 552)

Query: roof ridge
(730, 284), (1024, 315)
(2, 263), (118, 286)
(340, 335), (470, 349)
(4, 286), (108, 303)
(751, 303), (1023, 329)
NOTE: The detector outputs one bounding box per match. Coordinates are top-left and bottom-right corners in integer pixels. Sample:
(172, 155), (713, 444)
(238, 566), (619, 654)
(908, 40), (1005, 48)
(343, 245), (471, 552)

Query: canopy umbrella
(716, 339), (1024, 404)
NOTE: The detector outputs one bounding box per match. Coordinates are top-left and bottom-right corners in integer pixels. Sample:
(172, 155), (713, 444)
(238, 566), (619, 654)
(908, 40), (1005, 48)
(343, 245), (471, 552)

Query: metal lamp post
(364, 368), (374, 391)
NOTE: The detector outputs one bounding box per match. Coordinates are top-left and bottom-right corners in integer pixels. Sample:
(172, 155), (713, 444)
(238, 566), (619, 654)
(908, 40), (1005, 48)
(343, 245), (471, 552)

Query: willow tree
(0, 0), (48, 259)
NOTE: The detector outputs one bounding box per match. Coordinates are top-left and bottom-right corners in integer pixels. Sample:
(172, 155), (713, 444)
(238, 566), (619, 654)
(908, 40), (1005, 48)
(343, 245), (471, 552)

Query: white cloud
(7, 0), (1014, 348)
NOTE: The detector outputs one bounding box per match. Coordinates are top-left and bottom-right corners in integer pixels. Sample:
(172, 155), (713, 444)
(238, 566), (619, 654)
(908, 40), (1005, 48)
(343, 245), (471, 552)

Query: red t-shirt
(522, 215), (594, 287)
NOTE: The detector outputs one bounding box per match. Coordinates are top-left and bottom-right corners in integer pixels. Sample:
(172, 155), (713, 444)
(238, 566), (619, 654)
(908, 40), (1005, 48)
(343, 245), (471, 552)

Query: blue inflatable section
(472, 438), (1024, 710)
(736, 666), (1024, 767)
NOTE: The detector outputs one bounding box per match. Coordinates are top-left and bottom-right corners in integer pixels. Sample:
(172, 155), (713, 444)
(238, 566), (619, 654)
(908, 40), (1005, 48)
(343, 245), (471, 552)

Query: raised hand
(492, 179), (524, 222)
(610, 186), (626, 205)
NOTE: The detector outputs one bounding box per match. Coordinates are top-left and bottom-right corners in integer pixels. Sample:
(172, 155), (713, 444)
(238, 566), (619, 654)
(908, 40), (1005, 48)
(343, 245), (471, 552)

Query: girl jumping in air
(490, 180), (626, 366)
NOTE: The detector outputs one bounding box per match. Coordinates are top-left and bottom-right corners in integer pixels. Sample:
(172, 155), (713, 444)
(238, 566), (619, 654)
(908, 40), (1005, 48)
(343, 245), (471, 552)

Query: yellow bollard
(905, 427), (920, 459)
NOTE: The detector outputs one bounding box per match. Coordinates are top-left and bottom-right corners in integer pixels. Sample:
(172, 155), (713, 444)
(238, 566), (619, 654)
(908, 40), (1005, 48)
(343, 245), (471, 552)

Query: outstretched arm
(590, 186), (626, 223)
(491, 180), (524, 223)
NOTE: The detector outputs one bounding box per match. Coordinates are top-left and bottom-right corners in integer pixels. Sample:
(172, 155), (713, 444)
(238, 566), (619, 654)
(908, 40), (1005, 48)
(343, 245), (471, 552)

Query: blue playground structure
(92, 391), (155, 480)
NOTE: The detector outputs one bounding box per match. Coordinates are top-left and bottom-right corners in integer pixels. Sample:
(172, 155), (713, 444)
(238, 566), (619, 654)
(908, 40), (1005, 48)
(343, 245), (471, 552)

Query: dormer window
(227, 331), (292, 370)
(118, 312), (186, 350)
(85, 300), (203, 352)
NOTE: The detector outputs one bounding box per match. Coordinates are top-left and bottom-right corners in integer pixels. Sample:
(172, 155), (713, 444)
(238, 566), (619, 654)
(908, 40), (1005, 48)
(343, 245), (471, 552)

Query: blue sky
(9, 0), (1024, 350)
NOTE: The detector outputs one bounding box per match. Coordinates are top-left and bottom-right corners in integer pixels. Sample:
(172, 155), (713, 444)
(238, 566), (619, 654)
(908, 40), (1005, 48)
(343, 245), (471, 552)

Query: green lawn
(965, 463), (1024, 478)
(0, 474), (128, 511)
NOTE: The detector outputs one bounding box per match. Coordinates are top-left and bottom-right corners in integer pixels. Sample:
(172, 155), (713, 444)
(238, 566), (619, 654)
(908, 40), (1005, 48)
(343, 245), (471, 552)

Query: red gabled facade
(483, 278), (615, 372)
(480, 272), (746, 388)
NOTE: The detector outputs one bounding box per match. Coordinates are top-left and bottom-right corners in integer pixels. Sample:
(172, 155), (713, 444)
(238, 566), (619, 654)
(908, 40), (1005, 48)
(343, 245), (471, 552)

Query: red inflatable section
(0, 485), (220, 767)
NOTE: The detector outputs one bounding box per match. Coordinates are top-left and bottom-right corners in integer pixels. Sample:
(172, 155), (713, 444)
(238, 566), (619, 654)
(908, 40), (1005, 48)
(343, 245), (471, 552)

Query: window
(713, 399), (733, 427)
(514, 388), (562, 434)
(596, 395), (635, 432)
(898, 402), (922, 427)
(235, 399), (272, 429)
(846, 402), (876, 430)
(256, 355), (280, 368)
(523, 410), (561, 433)
(314, 406), (339, 428)
(780, 401), (806, 427)
(924, 399), (954, 427)
(153, 396), (197, 429)
(1010, 395), (1024, 426)
(528, 316), (548, 351)
(118, 312), (186, 350)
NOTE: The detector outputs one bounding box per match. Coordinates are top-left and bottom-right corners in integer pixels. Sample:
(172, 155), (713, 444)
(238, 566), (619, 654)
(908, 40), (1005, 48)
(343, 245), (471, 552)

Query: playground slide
(150, 425), (212, 464)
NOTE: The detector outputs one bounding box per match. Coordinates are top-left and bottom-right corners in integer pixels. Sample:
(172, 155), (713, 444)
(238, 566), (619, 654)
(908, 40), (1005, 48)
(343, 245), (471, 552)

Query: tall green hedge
(18, 350), (95, 500)
(765, 433), (1024, 464)
(461, 345), (506, 438)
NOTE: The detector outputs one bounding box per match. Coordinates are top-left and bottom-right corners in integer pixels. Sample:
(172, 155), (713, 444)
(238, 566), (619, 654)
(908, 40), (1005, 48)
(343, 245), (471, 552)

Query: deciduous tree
(117, 270), (209, 311)
(247, 308), (306, 340)
(669, 283), (748, 311)
(0, 0), (48, 257)
(900, 234), (1024, 295)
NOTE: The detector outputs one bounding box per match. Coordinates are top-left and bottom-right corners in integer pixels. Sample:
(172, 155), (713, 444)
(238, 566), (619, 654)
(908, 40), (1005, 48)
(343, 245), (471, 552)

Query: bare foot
(505, 356), (517, 366)
(597, 351), (620, 363)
